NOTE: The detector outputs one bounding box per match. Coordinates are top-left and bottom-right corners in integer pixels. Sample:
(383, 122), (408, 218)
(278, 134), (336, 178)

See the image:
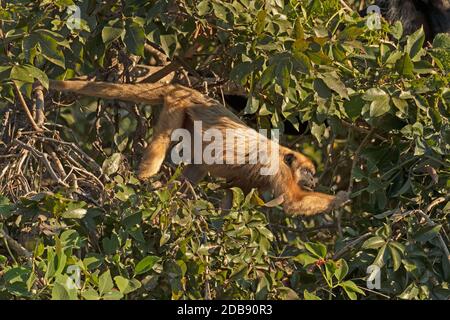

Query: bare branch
(13, 82), (42, 132)
(33, 83), (45, 126)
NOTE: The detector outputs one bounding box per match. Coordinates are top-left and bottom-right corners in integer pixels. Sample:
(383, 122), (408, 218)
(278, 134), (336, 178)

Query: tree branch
(13, 82), (42, 132)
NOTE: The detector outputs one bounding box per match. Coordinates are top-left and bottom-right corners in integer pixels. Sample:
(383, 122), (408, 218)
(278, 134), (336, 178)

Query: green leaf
(362, 236), (386, 249)
(244, 95), (259, 114)
(50, 275), (78, 300)
(160, 231), (170, 246)
(373, 244), (387, 267)
(81, 287), (100, 300)
(102, 153), (122, 176)
(62, 208), (87, 219)
(10, 65), (49, 89)
(275, 61), (291, 90)
(413, 224), (442, 243)
(304, 289), (321, 300)
(334, 259), (349, 282)
(294, 253), (318, 266)
(114, 276), (142, 294)
(230, 61), (253, 85)
(388, 243), (402, 271)
(255, 10), (267, 35)
(305, 242), (327, 259)
(370, 97), (391, 117)
(101, 290), (124, 300)
(292, 51), (311, 73)
(260, 64), (275, 87)
(4, 267), (31, 297)
(392, 97), (408, 113)
(433, 33), (450, 49)
(398, 283), (419, 300)
(102, 233), (119, 255)
(396, 53), (414, 76)
(320, 74), (348, 99)
(51, 282), (71, 300)
(324, 261), (336, 283)
(25, 65), (49, 89)
(339, 26), (364, 41)
(389, 241), (406, 254)
(0, 65), (12, 80)
(159, 34), (178, 59)
(344, 94), (364, 119)
(98, 270), (114, 295)
(212, 2), (228, 22)
(311, 122), (326, 144)
(102, 26), (125, 45)
(10, 65), (34, 83)
(124, 20), (145, 56)
(294, 17), (305, 40)
(363, 88), (390, 117)
(0, 196), (14, 219)
(363, 88), (387, 101)
(385, 50), (403, 65)
(34, 30), (65, 68)
(197, 0), (210, 16)
(390, 21), (403, 40)
(135, 256), (159, 275)
(405, 27), (425, 59)
(340, 280), (365, 300)
(60, 229), (80, 247)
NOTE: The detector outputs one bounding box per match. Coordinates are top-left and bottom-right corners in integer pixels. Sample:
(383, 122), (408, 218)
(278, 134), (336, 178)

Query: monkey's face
(283, 152), (317, 191)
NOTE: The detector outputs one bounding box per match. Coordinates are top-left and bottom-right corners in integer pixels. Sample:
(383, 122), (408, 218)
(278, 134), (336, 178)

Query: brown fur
(50, 80), (349, 216)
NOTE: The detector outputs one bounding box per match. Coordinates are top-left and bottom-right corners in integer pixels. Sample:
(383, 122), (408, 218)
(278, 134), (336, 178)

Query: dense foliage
(0, 0), (449, 300)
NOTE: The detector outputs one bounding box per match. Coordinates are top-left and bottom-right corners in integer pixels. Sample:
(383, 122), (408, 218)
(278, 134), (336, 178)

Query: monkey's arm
(49, 80), (174, 105)
(282, 190), (349, 217)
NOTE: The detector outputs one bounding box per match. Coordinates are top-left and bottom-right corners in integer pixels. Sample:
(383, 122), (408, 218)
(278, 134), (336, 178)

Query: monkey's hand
(282, 190), (350, 217)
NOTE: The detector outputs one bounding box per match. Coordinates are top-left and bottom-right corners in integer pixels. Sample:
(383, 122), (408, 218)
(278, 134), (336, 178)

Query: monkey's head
(281, 149), (317, 191)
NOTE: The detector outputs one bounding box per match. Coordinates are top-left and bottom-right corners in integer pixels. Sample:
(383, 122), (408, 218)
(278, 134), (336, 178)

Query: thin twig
(141, 62), (180, 84)
(13, 139), (69, 187)
(34, 136), (102, 174)
(426, 197), (448, 215)
(13, 82), (42, 132)
(340, 0), (354, 12)
(341, 121), (387, 142)
(144, 43), (168, 65)
(33, 82), (45, 126)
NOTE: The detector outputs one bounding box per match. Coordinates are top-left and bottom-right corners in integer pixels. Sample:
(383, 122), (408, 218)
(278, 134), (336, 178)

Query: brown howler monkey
(49, 80), (349, 216)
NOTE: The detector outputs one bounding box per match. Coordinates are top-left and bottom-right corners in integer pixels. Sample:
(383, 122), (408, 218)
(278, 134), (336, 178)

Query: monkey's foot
(137, 161), (161, 180)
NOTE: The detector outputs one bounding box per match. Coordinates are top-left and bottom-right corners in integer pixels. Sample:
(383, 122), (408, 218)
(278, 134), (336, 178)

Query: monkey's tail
(49, 80), (176, 105)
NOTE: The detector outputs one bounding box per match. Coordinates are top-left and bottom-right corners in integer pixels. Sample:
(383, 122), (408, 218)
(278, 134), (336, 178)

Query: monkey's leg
(175, 165), (208, 199)
(283, 190), (349, 217)
(182, 165), (208, 185)
(138, 102), (187, 180)
(220, 189), (233, 211)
